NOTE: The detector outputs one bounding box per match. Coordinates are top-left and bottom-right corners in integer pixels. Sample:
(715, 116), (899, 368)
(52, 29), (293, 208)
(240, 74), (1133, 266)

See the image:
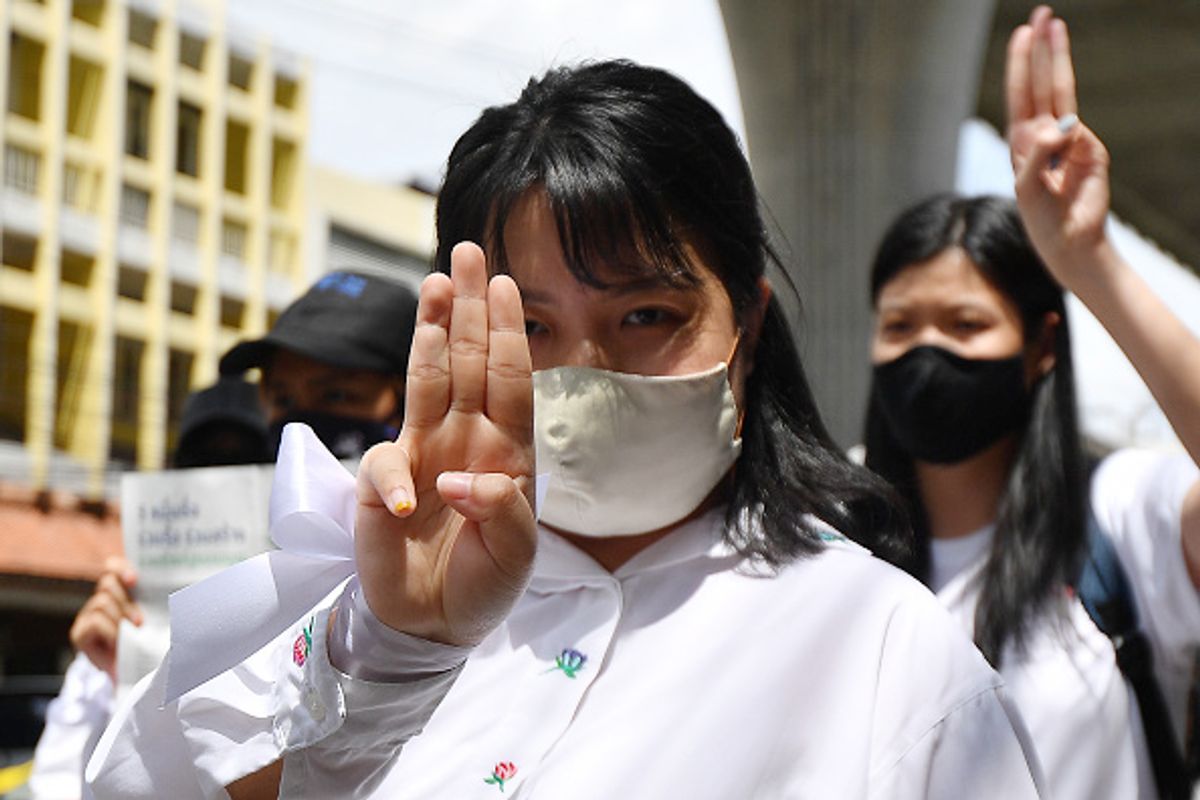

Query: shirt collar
(529, 507), (733, 591)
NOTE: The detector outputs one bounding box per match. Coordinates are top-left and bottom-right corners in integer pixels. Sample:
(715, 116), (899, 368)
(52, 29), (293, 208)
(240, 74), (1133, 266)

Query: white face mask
(533, 362), (743, 538)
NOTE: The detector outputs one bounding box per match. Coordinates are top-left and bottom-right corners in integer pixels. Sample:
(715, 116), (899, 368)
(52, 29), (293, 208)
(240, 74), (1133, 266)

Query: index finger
(1005, 24), (1034, 127)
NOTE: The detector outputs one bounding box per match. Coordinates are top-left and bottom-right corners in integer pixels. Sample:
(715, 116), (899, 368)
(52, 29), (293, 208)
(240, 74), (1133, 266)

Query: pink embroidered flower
(484, 761), (517, 792)
(292, 635), (307, 667)
(292, 618), (314, 667)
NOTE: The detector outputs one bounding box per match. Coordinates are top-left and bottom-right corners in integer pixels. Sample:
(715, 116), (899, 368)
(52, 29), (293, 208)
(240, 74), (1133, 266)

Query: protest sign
(117, 464), (274, 695)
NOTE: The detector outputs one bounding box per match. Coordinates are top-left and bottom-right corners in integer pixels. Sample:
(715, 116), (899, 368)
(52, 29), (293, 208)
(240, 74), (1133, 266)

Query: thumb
(436, 472), (537, 583)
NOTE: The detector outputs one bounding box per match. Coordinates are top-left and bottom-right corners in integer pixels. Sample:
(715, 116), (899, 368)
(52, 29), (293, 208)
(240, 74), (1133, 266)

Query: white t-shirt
(88, 510), (1045, 799)
(932, 448), (1200, 800)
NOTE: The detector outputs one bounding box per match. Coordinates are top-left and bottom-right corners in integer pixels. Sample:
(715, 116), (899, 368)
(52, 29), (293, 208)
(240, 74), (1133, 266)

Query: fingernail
(1056, 113), (1078, 134)
(388, 488), (413, 515)
(437, 472), (473, 500)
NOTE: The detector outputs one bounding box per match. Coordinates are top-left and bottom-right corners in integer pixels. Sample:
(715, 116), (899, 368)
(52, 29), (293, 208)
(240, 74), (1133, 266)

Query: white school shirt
(89, 509), (1045, 799)
(932, 448), (1200, 800)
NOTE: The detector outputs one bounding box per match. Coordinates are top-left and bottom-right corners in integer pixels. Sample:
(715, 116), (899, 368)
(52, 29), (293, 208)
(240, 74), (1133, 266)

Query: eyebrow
(519, 275), (685, 305)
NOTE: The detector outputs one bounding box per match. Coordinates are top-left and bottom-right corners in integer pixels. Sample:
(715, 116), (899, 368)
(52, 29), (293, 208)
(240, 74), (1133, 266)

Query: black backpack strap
(1077, 510), (1192, 799)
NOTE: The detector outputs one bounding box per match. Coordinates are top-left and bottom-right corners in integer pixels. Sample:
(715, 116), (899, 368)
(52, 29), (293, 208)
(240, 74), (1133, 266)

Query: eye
(879, 318), (911, 337)
(525, 318), (548, 337)
(320, 388), (356, 405)
(622, 307), (672, 327)
(952, 317), (987, 335)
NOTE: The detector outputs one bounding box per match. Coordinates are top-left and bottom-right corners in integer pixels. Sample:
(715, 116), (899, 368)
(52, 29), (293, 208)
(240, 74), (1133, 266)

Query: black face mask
(872, 345), (1031, 465)
(267, 410), (398, 461)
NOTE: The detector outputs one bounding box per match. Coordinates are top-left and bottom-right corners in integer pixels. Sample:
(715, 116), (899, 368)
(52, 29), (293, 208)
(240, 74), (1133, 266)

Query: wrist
(327, 577), (471, 682)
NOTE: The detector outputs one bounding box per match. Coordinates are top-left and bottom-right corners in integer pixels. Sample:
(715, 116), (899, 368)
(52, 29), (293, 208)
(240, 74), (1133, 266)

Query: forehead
(876, 247), (1018, 314)
(497, 190), (717, 291)
(263, 350), (386, 387)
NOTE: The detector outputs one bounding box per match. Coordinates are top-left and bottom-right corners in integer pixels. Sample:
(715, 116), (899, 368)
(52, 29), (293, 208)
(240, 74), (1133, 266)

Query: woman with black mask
(864, 7), (1200, 799)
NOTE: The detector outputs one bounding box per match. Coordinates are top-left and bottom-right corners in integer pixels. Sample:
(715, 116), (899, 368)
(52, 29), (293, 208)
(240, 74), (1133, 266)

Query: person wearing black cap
(172, 376), (270, 468)
(220, 271), (419, 461)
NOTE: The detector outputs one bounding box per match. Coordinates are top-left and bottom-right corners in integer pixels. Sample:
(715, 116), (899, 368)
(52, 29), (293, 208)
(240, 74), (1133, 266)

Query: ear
(738, 277), (773, 377)
(1031, 310), (1060, 378)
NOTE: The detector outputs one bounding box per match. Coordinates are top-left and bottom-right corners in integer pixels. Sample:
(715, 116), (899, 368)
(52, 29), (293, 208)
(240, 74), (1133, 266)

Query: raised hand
(1006, 5), (1112, 279)
(352, 242), (536, 647)
(70, 556), (143, 681)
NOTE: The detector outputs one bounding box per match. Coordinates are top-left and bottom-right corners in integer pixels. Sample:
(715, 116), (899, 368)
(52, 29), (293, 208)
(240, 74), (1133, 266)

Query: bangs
(486, 145), (701, 291)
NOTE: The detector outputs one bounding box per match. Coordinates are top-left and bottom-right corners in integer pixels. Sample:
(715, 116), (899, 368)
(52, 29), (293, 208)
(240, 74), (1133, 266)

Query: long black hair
(863, 193), (1087, 666)
(436, 59), (909, 567)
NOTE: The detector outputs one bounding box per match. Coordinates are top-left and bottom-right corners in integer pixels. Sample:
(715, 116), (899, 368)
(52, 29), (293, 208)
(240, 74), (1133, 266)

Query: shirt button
(303, 684), (326, 721)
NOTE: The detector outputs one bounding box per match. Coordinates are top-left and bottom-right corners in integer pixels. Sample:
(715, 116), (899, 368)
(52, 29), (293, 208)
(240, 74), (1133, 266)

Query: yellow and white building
(0, 0), (436, 499)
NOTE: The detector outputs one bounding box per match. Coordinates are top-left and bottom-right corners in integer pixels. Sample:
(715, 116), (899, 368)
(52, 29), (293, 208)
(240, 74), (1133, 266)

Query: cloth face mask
(533, 362), (743, 538)
(872, 345), (1030, 464)
(267, 410), (398, 461)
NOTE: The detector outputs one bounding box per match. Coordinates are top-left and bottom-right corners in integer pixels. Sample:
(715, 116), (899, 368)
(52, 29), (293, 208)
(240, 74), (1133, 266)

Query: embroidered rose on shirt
(484, 761), (517, 792)
(546, 648), (587, 678)
(292, 617), (314, 667)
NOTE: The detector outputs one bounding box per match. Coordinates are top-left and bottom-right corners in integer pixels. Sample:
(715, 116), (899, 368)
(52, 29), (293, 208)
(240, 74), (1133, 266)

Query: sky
(227, 0), (743, 188)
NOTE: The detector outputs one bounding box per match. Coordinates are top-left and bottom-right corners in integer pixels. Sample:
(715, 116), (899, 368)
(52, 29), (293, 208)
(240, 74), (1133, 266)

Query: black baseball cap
(219, 271), (419, 376)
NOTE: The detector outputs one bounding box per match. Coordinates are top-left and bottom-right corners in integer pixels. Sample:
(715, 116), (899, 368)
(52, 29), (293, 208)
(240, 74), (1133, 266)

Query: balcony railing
(4, 145), (40, 195)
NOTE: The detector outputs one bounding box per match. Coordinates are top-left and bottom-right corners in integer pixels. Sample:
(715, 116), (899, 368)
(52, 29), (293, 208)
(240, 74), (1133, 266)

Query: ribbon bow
(163, 423), (361, 703)
(163, 423), (547, 705)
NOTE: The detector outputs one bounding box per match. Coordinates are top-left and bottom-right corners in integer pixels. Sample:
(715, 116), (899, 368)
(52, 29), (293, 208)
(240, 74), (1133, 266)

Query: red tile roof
(0, 482), (122, 583)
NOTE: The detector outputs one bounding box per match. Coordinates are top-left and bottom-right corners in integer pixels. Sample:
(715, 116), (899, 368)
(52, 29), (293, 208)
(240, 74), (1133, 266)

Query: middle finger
(448, 242), (490, 415)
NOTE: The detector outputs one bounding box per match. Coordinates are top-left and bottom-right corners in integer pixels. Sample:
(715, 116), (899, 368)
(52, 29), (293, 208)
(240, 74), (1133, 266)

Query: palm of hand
(354, 242), (536, 646)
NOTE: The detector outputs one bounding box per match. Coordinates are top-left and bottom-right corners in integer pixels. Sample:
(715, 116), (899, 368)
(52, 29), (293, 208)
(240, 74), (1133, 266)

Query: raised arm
(1007, 5), (1200, 584)
(227, 242), (537, 800)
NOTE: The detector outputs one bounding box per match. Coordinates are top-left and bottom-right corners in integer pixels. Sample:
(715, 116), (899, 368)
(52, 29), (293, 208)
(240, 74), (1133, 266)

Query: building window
(166, 348), (194, 453)
(0, 306), (34, 441)
(176, 102), (202, 177)
(60, 248), (95, 287)
(63, 162), (97, 211)
(66, 56), (103, 139)
(220, 295), (245, 329)
(179, 32), (206, 70)
(128, 10), (157, 49)
(54, 319), (92, 450)
(71, 0), (105, 27)
(7, 34), (45, 121)
(125, 81), (153, 159)
(228, 55), (253, 90)
(120, 184), (151, 228)
(224, 119), (249, 195)
(270, 138), (296, 211)
(274, 74), (299, 109)
(4, 144), (40, 194)
(1, 232), (37, 271)
(171, 201), (200, 243)
(221, 218), (247, 259)
(169, 280), (197, 315)
(109, 336), (144, 464)
(117, 265), (147, 300)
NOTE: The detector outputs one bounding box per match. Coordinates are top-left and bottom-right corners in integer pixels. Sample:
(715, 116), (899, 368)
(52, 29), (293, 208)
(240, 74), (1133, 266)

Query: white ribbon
(163, 423), (358, 703)
(162, 423), (548, 705)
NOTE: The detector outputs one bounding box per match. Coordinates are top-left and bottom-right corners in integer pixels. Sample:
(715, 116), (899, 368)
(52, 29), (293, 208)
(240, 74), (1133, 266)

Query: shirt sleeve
(86, 586), (468, 800)
(28, 653), (113, 800)
(1091, 448), (1200, 669)
(871, 685), (1046, 799)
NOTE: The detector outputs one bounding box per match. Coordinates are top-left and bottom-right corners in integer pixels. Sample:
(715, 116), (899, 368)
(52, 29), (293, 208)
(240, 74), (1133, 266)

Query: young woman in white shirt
(863, 7), (1200, 799)
(87, 59), (1045, 799)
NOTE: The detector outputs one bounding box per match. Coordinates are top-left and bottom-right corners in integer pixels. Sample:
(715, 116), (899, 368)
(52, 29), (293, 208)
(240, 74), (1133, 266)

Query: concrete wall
(718, 0), (996, 446)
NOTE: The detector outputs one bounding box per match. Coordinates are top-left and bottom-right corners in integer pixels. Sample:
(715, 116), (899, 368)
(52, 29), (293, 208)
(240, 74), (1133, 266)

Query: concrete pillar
(719, 0), (996, 446)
